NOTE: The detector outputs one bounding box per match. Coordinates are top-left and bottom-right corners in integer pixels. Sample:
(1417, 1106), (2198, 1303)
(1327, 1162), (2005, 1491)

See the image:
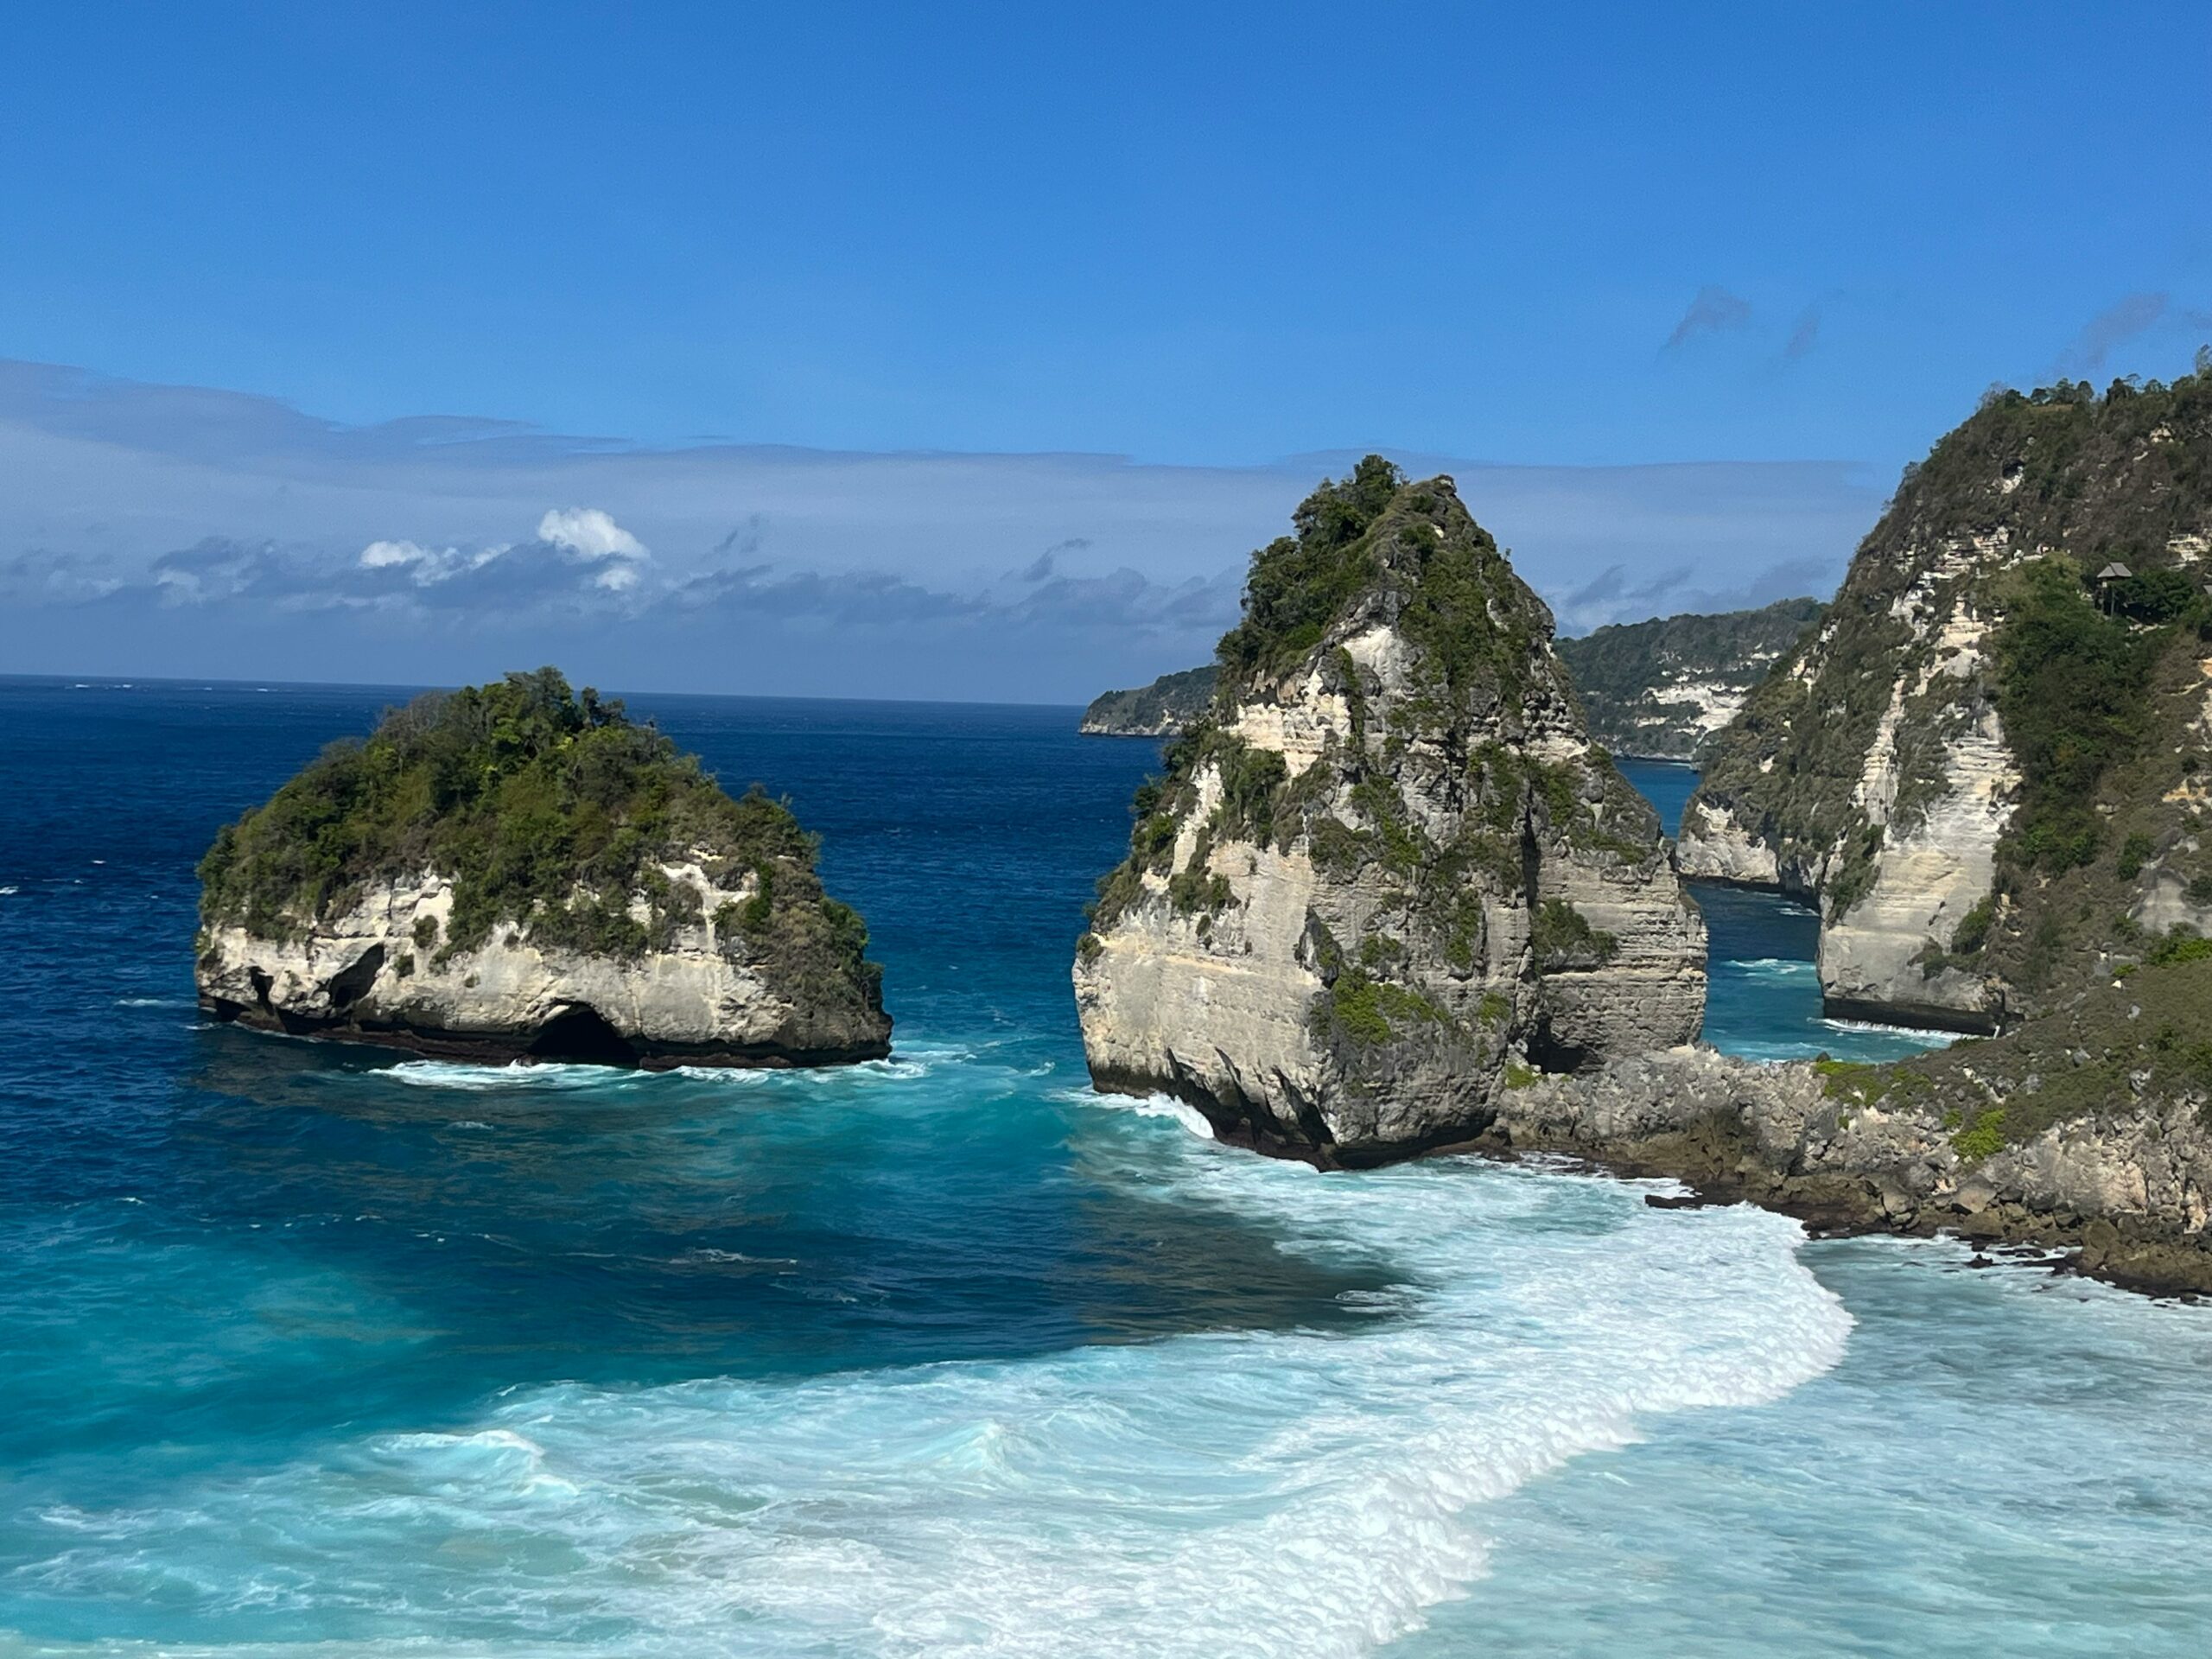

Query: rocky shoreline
(1139, 1039), (2212, 1296)
(1484, 1047), (2212, 1297)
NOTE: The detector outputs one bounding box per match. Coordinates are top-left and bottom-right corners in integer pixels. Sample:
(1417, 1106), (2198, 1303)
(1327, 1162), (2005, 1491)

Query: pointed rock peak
(1075, 461), (1706, 1166)
(1213, 458), (1562, 734)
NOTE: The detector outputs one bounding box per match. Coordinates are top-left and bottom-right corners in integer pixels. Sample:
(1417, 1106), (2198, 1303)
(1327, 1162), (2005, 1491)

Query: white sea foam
(25, 1125), (1848, 1656)
(0, 885), (18, 897)
(1724, 956), (1818, 977)
(672, 1039), (969, 1092)
(382, 1060), (621, 1091)
(1819, 1017), (1959, 1046)
(115, 995), (190, 1007)
(1073, 1085), (1217, 1140)
(674, 1247), (798, 1268)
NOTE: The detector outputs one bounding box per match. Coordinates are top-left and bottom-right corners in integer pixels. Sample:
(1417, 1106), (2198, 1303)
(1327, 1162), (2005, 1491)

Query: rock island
(1074, 458), (1707, 1164)
(196, 669), (892, 1067)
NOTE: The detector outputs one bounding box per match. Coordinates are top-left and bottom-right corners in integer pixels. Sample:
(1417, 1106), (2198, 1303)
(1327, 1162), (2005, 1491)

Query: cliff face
(196, 670), (891, 1067)
(1073, 460), (1706, 1165)
(1080, 666), (1218, 736)
(1681, 370), (2212, 1031)
(197, 863), (888, 1065)
(1553, 597), (1823, 760)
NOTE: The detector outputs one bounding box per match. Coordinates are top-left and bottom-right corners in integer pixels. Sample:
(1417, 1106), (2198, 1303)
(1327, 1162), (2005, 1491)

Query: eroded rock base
(200, 996), (892, 1071)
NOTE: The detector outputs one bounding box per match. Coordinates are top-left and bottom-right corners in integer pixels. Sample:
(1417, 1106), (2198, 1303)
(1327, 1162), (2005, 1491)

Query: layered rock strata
(1074, 459), (1706, 1164)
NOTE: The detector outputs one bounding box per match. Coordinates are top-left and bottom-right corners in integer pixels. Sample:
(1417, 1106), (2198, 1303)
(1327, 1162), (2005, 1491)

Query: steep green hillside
(1079, 665), (1218, 735)
(1554, 597), (1824, 760)
(1681, 365), (2212, 1028)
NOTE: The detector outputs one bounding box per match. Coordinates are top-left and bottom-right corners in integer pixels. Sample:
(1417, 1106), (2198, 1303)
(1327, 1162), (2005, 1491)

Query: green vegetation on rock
(1216, 455), (1407, 682)
(1821, 947), (2212, 1155)
(1530, 899), (1619, 970)
(1079, 665), (1219, 736)
(198, 669), (880, 1002)
(1314, 969), (1450, 1047)
(1992, 558), (2165, 873)
(1686, 359), (2212, 1013)
(1554, 597), (1825, 760)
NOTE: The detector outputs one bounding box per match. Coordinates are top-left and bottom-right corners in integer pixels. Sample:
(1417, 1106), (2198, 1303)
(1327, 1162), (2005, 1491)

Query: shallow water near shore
(0, 680), (2206, 1656)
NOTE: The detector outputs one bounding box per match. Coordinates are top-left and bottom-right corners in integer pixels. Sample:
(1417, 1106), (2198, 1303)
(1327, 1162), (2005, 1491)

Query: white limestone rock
(197, 861), (888, 1065)
(1074, 463), (1705, 1165)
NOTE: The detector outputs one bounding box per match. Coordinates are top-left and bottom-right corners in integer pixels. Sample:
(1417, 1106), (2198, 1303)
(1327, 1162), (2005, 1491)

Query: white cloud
(357, 537), (505, 584)
(537, 506), (648, 563)
(0, 358), (1886, 699)
(359, 537), (433, 569)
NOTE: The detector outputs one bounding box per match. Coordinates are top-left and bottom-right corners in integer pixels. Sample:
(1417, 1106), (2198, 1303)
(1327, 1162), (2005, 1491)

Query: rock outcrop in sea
(1553, 597), (1824, 760)
(196, 669), (892, 1067)
(1680, 368), (2212, 1033)
(1073, 458), (1707, 1164)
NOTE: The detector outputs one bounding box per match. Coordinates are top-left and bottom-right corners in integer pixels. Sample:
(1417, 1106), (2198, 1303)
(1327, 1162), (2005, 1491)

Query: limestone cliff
(1073, 458), (1706, 1164)
(196, 669), (891, 1067)
(1553, 597), (1824, 760)
(1681, 368), (2212, 1031)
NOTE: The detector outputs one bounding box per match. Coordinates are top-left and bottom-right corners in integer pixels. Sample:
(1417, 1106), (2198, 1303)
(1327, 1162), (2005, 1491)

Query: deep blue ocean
(1, 680), (2208, 1657)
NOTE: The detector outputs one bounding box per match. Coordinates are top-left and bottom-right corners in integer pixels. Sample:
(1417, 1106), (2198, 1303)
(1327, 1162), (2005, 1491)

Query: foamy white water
(16, 1118), (1847, 1658)
(17, 689), (2210, 1658)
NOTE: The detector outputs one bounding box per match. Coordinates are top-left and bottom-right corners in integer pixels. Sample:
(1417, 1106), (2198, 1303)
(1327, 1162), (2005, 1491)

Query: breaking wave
(14, 1122), (1847, 1657)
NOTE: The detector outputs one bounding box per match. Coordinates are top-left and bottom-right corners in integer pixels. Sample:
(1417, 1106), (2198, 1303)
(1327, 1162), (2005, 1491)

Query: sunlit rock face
(1075, 461), (1704, 1166)
(1681, 370), (2212, 1033)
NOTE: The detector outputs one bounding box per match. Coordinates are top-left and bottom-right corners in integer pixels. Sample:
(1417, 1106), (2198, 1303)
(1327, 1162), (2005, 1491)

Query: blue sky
(3, 2), (2209, 698)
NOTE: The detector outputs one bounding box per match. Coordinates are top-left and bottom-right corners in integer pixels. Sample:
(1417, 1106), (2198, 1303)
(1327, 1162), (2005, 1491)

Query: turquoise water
(1616, 758), (1943, 1066)
(0, 683), (2203, 1656)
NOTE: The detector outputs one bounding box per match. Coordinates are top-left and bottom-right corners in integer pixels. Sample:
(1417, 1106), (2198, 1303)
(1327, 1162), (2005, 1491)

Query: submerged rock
(1073, 458), (1706, 1164)
(195, 669), (891, 1067)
